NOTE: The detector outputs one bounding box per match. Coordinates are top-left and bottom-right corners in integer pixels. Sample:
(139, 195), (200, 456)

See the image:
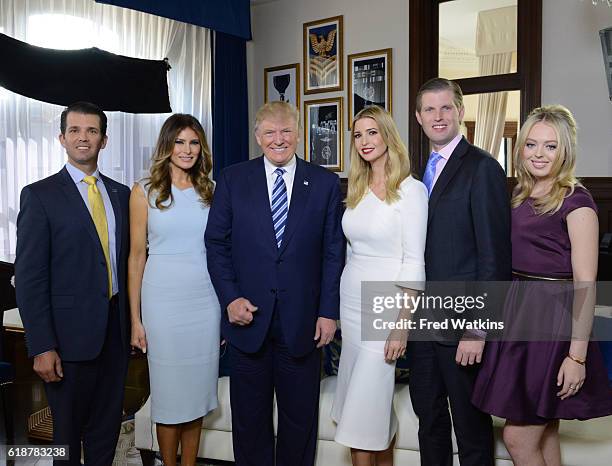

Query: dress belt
(512, 270), (573, 281)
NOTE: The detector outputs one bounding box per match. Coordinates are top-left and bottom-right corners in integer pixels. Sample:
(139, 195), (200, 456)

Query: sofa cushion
(202, 376), (232, 431)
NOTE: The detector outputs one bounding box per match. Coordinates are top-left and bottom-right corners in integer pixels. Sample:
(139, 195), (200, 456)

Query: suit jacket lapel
(278, 157), (310, 256)
(58, 167), (105, 259)
(249, 157), (278, 254)
(427, 137), (469, 227)
(101, 174), (122, 260)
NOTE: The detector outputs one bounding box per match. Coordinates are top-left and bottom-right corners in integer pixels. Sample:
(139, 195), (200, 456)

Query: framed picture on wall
(303, 15), (343, 94)
(304, 97), (343, 172)
(347, 48), (392, 129)
(264, 63), (300, 110)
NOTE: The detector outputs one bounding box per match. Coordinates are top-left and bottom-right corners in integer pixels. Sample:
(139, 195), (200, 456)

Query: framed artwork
(264, 63), (300, 110)
(303, 15), (343, 94)
(304, 97), (343, 172)
(347, 48), (392, 128)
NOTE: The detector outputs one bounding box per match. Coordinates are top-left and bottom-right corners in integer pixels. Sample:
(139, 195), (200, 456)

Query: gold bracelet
(567, 353), (586, 365)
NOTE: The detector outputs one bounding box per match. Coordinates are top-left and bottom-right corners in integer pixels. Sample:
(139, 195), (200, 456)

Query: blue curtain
(212, 32), (249, 178)
(95, 0), (251, 40)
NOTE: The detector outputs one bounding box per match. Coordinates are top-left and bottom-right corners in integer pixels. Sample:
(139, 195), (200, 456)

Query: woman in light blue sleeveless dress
(128, 114), (220, 466)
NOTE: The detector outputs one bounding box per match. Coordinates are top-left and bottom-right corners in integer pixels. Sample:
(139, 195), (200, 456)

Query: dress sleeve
(562, 186), (597, 221)
(395, 178), (428, 290)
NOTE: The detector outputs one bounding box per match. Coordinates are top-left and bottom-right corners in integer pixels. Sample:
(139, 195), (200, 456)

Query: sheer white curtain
(473, 6), (516, 156)
(0, 0), (212, 258)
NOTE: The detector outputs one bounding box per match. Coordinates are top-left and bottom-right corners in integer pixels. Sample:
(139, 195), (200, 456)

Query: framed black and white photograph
(304, 97), (343, 172)
(264, 63), (300, 110)
(303, 15), (343, 94)
(347, 48), (392, 128)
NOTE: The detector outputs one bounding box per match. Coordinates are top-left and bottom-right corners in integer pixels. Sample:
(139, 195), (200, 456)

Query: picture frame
(347, 48), (392, 128)
(303, 15), (343, 94)
(304, 97), (343, 172)
(264, 63), (300, 110)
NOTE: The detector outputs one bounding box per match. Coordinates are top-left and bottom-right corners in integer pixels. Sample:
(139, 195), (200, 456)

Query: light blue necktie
(422, 152), (443, 196)
(271, 168), (288, 247)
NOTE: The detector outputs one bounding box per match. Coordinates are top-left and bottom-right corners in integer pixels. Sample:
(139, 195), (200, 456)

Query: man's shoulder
(299, 158), (339, 183)
(101, 174), (130, 195)
(220, 157), (262, 179)
(461, 140), (494, 162)
(23, 170), (65, 195)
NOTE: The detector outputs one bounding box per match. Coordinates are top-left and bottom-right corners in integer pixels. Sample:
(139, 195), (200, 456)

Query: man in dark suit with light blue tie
(15, 102), (131, 465)
(408, 78), (511, 466)
(205, 101), (344, 466)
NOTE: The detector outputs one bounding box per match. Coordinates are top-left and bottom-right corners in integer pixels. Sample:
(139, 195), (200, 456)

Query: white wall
(249, 0), (612, 176)
(248, 0), (409, 177)
(542, 0), (612, 176)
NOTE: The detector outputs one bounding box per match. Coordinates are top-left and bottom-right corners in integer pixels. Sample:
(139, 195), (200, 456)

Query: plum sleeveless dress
(472, 187), (612, 424)
(140, 182), (221, 424)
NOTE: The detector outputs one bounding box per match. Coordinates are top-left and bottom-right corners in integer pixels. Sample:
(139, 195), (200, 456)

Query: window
(0, 0), (212, 258)
(408, 0), (541, 175)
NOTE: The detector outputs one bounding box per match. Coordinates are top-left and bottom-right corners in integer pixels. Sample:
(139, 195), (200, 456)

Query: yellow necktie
(83, 175), (112, 298)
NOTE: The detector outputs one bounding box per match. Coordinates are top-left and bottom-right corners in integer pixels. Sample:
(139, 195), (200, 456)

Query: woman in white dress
(331, 106), (428, 466)
(128, 114), (220, 466)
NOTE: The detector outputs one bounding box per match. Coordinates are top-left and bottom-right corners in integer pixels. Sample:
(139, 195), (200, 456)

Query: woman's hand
(384, 329), (408, 363)
(556, 356), (585, 400)
(131, 321), (148, 354)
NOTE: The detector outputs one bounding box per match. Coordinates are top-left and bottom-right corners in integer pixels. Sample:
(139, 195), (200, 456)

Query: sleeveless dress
(331, 177), (428, 450)
(472, 187), (612, 424)
(140, 182), (221, 424)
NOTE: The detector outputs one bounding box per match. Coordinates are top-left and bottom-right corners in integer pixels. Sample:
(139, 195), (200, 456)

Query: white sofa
(135, 374), (612, 465)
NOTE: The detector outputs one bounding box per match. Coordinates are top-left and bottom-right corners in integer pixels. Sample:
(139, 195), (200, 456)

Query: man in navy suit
(205, 101), (344, 466)
(15, 102), (131, 465)
(408, 78), (511, 465)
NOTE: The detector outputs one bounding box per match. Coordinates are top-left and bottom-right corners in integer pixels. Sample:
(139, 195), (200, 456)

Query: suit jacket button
(270, 289), (276, 295)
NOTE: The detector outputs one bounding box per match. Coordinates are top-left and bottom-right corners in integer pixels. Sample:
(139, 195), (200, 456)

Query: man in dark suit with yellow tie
(15, 102), (131, 465)
(408, 78), (511, 465)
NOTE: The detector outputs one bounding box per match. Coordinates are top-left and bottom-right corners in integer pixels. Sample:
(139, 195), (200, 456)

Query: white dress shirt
(263, 154), (297, 207)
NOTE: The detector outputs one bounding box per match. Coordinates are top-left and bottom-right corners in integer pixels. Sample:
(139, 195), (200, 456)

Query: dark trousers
(407, 341), (494, 466)
(228, 311), (321, 466)
(45, 298), (128, 466)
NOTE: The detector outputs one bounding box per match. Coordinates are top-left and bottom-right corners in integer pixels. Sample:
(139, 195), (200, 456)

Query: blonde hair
(512, 105), (581, 214)
(146, 114), (214, 210)
(254, 101), (299, 133)
(346, 106), (411, 209)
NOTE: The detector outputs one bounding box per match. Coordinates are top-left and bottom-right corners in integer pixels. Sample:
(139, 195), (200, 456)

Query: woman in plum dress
(472, 105), (612, 465)
(331, 106), (427, 466)
(128, 114), (220, 466)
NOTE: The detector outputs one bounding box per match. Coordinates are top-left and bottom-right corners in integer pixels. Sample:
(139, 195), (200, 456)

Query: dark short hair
(60, 101), (107, 136)
(415, 78), (464, 112)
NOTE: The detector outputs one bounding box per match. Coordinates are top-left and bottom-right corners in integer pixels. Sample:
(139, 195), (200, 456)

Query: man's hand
(227, 297), (258, 325)
(314, 317), (336, 348)
(33, 350), (63, 383)
(455, 339), (485, 366)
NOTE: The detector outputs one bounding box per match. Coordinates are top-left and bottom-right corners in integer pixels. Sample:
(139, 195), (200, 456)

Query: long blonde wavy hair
(512, 105), (581, 214)
(146, 114), (214, 210)
(346, 106), (411, 209)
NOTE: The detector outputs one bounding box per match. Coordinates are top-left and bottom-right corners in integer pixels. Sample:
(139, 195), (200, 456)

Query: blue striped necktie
(423, 151), (443, 196)
(271, 168), (288, 247)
